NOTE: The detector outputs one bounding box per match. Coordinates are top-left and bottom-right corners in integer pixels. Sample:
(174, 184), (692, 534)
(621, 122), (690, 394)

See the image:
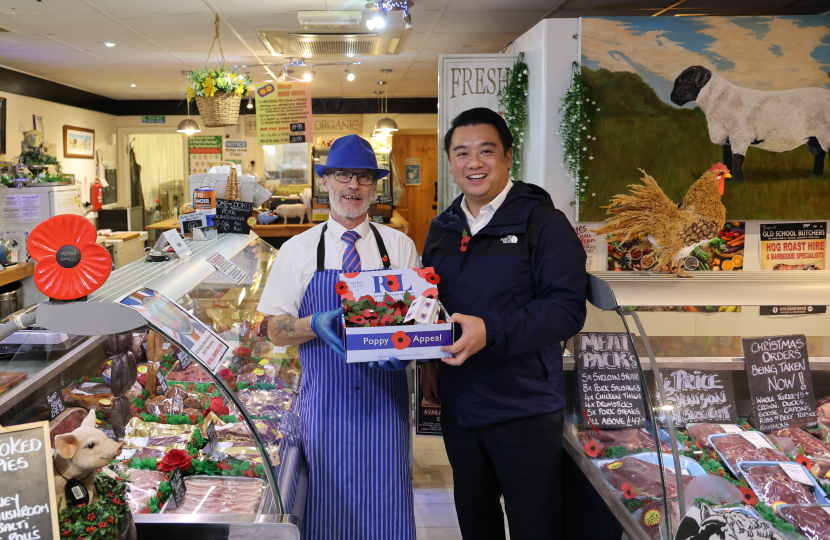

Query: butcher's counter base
(563, 426), (651, 540)
(134, 511), (300, 540)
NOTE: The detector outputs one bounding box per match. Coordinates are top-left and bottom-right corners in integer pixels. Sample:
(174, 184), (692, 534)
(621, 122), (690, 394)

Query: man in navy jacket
(421, 107), (587, 540)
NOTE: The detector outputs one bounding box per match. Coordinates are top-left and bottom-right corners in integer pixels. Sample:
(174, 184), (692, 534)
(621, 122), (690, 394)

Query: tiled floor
(413, 434), (510, 540)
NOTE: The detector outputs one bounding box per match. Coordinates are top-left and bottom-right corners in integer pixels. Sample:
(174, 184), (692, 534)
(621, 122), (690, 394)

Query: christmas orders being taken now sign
(256, 81), (312, 146)
(337, 268), (454, 363)
(760, 222), (826, 270)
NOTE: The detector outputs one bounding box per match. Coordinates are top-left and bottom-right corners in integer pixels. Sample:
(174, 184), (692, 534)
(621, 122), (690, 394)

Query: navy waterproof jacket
(422, 181), (588, 427)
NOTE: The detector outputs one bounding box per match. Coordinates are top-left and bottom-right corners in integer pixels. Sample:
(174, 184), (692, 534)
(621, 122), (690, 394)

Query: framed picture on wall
(63, 125), (95, 158)
(0, 97), (6, 155)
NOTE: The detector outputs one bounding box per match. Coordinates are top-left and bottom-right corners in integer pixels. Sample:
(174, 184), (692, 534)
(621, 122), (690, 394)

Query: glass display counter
(568, 271), (830, 540)
(0, 233), (305, 540)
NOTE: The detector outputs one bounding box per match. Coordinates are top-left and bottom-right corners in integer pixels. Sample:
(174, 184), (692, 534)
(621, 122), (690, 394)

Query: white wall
(511, 19), (581, 221)
(0, 90), (118, 204)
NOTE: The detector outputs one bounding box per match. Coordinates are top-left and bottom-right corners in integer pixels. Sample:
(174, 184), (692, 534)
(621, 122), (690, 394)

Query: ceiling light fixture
(297, 10), (362, 28)
(375, 70), (398, 134)
(247, 98), (254, 109)
(130, 84), (136, 87)
(104, 42), (116, 47)
(366, 1), (413, 29)
(346, 68), (355, 81)
(303, 70), (314, 82)
(177, 118), (201, 136)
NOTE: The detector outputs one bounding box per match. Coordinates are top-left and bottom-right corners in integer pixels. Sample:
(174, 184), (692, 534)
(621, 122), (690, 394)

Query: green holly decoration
(558, 61), (597, 205)
(497, 53), (528, 181)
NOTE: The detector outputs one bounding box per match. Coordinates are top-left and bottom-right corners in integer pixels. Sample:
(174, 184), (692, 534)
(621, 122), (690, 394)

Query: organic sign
(575, 332), (647, 428)
(0, 422), (60, 540)
(214, 199), (253, 235)
(656, 369), (737, 426)
(255, 81), (312, 146)
(742, 335), (817, 432)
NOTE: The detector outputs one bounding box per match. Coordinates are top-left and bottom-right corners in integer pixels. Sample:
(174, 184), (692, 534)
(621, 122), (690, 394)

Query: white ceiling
(0, 0), (552, 100)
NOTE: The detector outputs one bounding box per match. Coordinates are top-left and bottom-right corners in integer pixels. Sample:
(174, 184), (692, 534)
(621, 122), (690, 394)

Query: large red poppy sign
(27, 214), (112, 300)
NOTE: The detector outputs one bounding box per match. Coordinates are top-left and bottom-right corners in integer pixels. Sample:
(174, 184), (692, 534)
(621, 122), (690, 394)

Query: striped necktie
(342, 230), (362, 272)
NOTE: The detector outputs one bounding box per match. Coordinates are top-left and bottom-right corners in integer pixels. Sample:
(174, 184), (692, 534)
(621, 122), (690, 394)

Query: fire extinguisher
(90, 178), (103, 212)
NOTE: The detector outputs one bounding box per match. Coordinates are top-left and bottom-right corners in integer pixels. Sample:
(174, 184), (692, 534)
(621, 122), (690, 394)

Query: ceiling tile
(210, 0), (329, 13)
(113, 13), (219, 34)
(408, 61), (438, 72)
(0, 34), (76, 51)
(2, 14), (133, 35)
(85, 0), (210, 13)
(0, 0), (98, 15)
(54, 34), (165, 51)
(433, 10), (547, 33)
(424, 32), (518, 49)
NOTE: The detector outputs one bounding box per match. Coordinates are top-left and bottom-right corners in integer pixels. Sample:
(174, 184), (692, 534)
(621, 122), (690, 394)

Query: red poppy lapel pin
(460, 229), (471, 252)
(27, 214), (112, 301)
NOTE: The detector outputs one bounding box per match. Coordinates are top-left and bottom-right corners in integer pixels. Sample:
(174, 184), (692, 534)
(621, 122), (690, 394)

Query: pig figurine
(53, 409), (123, 511)
(273, 203), (307, 224)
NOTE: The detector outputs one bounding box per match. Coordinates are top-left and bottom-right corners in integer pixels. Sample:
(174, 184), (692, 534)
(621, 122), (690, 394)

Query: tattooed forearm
(267, 314), (315, 346)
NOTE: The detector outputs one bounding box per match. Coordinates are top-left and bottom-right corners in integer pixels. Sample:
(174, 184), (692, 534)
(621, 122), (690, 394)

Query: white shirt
(460, 181), (513, 236)
(257, 216), (420, 318)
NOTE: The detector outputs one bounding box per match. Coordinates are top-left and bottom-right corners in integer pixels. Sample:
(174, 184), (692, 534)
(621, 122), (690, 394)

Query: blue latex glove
(369, 357), (411, 371)
(310, 307), (346, 359)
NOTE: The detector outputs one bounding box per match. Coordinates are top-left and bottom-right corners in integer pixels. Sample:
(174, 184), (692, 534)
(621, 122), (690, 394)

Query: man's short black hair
(443, 107), (513, 156)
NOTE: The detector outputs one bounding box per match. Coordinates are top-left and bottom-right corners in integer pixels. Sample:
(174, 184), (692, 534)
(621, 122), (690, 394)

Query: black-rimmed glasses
(329, 170), (378, 186)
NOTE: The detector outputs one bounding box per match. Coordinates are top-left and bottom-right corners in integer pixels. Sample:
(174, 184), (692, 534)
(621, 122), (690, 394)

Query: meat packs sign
(742, 334), (817, 432)
(575, 332), (647, 428)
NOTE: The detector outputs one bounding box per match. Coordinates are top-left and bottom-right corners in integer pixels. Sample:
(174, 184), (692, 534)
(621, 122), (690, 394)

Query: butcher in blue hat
(258, 134), (418, 539)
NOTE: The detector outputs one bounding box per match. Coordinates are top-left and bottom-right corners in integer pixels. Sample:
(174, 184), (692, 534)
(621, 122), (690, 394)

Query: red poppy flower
(384, 275), (401, 292)
(413, 267), (435, 279)
(460, 235), (471, 252)
(362, 309), (377, 318)
(584, 441), (599, 458)
(379, 314), (395, 326)
(27, 214), (112, 301)
(336, 281), (349, 295)
(739, 487), (757, 506)
(425, 272), (441, 285)
(341, 291), (355, 302)
(391, 331), (410, 350)
(384, 295), (396, 305)
(359, 295), (376, 305)
(351, 315), (367, 325)
(621, 483), (636, 499)
(423, 287), (439, 299)
(796, 454), (811, 469)
(370, 319), (379, 327)
(343, 272), (360, 278)
(381, 256), (389, 263)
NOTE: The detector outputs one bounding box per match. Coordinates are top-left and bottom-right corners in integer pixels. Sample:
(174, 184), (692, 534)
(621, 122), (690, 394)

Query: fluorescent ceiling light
(130, 84), (136, 87)
(104, 42), (116, 47)
(298, 10), (362, 28)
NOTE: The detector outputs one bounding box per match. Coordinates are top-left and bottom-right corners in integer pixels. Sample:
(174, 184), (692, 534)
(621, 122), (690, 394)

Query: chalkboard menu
(655, 369), (737, 426)
(177, 351), (191, 371)
(45, 391), (66, 421)
(169, 467), (186, 508)
(156, 371), (168, 394)
(205, 421), (218, 455)
(214, 199), (254, 235)
(743, 334), (817, 432)
(575, 332), (647, 428)
(0, 422), (60, 540)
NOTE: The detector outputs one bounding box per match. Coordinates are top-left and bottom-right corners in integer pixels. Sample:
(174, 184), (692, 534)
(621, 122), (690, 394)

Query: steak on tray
(599, 456), (693, 500)
(778, 505), (830, 540)
(578, 428), (666, 453)
(772, 427), (830, 458)
(742, 464), (818, 506)
(710, 434), (788, 472)
(686, 423), (743, 449)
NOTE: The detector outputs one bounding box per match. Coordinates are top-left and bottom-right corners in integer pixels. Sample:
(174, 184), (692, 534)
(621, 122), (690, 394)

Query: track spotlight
(346, 68), (355, 81)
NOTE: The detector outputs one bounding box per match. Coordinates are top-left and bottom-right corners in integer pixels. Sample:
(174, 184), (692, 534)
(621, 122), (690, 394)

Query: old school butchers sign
(438, 54), (517, 211)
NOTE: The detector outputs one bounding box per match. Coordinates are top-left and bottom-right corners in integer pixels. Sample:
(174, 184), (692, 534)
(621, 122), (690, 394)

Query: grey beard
(330, 193), (372, 219)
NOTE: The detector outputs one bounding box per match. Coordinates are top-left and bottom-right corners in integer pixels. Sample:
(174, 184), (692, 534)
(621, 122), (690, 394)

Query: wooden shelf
(0, 262), (34, 288)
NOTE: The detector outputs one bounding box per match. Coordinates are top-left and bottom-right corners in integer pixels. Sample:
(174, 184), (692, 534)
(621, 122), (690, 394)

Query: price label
(289, 123), (306, 132)
(169, 466), (187, 508)
(178, 351), (192, 370)
(157, 372), (168, 394)
(779, 462), (813, 485)
(206, 421), (219, 455)
(289, 135), (306, 143)
(719, 424), (743, 434)
(45, 391), (66, 420)
(740, 431), (774, 450)
(377, 195), (393, 205)
(316, 196), (329, 205)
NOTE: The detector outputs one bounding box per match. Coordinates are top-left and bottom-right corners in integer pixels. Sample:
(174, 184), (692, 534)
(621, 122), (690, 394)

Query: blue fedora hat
(314, 134), (389, 180)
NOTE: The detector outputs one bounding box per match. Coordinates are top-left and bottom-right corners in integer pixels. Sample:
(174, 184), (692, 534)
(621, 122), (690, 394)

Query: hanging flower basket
(186, 15), (252, 128)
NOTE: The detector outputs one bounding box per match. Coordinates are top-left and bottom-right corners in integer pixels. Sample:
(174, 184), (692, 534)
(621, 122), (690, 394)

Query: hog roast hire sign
(438, 54), (517, 211)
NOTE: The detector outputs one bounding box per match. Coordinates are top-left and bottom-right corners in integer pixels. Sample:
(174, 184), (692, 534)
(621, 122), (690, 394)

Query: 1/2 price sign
(743, 334), (817, 432)
(575, 332), (647, 429)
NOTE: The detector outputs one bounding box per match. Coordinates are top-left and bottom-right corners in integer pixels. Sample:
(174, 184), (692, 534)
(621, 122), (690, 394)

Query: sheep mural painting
(670, 65), (830, 182)
(580, 16), (830, 221)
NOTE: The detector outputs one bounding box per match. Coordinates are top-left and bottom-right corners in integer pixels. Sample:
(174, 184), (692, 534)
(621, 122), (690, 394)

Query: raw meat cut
(742, 464), (818, 506)
(778, 505), (830, 540)
(578, 428), (667, 453)
(124, 468), (166, 513)
(165, 477), (265, 514)
(772, 427), (830, 458)
(237, 363), (279, 385)
(809, 457), (830, 480)
(817, 398), (830, 428)
(599, 456), (693, 499)
(686, 423), (743, 449)
(166, 363), (213, 382)
(709, 434), (787, 473)
(215, 422), (254, 442)
(49, 408), (88, 448)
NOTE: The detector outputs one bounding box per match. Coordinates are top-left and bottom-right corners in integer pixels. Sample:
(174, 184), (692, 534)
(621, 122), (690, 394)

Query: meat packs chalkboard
(654, 369), (737, 426)
(575, 332), (647, 428)
(214, 198), (254, 235)
(0, 422), (60, 540)
(742, 334), (817, 432)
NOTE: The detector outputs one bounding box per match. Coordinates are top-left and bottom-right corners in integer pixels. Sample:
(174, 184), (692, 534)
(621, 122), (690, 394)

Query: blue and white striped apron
(296, 223), (414, 540)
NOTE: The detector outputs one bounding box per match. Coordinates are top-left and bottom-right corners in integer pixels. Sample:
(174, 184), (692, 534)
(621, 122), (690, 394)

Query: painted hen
(593, 164), (731, 276)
